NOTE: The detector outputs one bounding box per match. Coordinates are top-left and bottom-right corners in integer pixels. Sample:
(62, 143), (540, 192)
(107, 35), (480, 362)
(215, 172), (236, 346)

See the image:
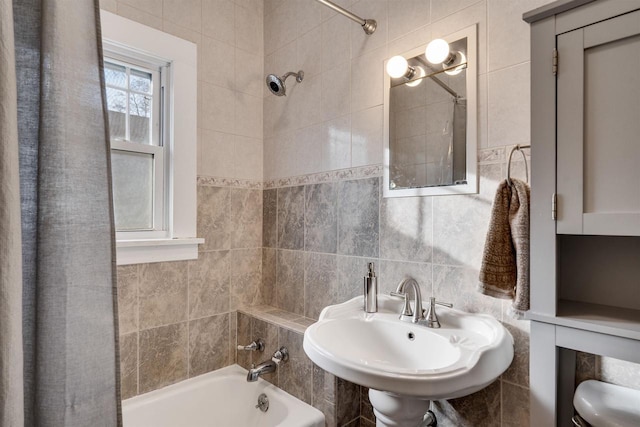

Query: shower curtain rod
(314, 0), (377, 34)
(414, 57), (461, 99)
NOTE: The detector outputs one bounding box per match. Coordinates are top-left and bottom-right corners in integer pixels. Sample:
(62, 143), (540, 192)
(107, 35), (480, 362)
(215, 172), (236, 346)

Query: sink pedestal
(369, 389), (431, 427)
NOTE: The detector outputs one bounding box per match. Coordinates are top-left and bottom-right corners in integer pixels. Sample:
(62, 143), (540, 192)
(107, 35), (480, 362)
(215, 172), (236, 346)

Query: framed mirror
(383, 24), (477, 198)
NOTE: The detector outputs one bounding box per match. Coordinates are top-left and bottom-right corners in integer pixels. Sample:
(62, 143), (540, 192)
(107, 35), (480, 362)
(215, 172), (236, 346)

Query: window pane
(130, 69), (152, 94)
(111, 150), (154, 230)
(129, 93), (152, 144)
(105, 63), (127, 88)
(107, 87), (127, 141)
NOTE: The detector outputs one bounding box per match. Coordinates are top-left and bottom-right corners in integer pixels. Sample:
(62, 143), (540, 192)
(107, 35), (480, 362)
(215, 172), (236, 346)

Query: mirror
(383, 25), (477, 198)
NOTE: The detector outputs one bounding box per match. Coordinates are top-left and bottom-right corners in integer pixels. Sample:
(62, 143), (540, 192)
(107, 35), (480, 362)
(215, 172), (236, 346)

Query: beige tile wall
(263, 0), (551, 181)
(100, 0), (264, 181)
(117, 184), (264, 398)
(576, 351), (640, 392)
(236, 309), (361, 426)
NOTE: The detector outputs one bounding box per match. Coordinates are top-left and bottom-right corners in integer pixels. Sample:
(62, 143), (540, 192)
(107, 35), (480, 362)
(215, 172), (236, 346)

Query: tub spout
(246, 360), (276, 382)
(246, 347), (289, 382)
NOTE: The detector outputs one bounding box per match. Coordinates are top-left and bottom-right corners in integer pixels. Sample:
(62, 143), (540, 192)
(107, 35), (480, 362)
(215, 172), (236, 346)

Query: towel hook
(506, 144), (530, 186)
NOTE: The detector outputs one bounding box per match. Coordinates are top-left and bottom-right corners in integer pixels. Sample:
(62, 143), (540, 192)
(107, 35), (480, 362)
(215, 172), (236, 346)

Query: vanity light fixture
(386, 38), (468, 82)
(425, 38), (467, 76)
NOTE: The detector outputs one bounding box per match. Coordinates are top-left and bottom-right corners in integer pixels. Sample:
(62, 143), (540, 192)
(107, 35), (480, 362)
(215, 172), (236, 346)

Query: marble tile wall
(263, 148), (530, 426)
(236, 309), (361, 426)
(117, 183), (263, 398)
(576, 352), (640, 392)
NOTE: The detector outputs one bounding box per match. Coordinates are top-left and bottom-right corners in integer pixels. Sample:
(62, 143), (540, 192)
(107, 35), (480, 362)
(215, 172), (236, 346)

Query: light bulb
(444, 52), (467, 76)
(405, 66), (425, 87)
(386, 56), (409, 78)
(425, 39), (450, 64)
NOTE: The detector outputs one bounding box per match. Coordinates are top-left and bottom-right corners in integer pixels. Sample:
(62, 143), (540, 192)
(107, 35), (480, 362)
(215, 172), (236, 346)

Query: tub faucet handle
(271, 347), (289, 364)
(237, 338), (265, 352)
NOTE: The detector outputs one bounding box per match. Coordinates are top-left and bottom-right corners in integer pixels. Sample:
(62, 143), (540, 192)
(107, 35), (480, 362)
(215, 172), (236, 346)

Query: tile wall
(117, 184), (264, 399)
(262, 0), (547, 181)
(100, 0), (264, 182)
(235, 308), (361, 426)
(262, 0), (551, 425)
(262, 148), (528, 426)
(576, 352), (640, 391)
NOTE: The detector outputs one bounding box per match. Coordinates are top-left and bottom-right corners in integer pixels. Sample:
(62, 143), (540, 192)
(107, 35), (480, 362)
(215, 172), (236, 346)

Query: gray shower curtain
(1, 0), (121, 425)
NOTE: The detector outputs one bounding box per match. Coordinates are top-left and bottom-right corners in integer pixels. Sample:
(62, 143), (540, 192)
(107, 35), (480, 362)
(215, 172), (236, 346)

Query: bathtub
(123, 364), (325, 427)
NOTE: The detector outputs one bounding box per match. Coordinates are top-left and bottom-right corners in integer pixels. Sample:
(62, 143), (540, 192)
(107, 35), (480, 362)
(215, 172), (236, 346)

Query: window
(105, 54), (167, 237)
(101, 11), (200, 265)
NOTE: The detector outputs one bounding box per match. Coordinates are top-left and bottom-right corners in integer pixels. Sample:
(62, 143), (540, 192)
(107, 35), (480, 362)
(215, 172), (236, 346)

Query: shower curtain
(1, 0), (121, 425)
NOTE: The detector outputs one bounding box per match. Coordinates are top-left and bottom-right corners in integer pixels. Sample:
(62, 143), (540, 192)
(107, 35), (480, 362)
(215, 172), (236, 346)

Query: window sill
(116, 238), (204, 265)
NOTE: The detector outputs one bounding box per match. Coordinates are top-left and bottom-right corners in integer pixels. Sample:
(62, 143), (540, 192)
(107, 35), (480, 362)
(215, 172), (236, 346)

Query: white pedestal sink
(303, 295), (514, 427)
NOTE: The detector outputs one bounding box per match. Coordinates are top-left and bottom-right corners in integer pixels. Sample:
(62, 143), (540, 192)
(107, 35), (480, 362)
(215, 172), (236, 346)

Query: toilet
(573, 380), (640, 427)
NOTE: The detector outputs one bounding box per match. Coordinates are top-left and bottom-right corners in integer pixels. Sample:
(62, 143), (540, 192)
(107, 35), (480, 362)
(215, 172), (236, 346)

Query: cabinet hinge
(552, 193), (557, 220)
(552, 48), (558, 75)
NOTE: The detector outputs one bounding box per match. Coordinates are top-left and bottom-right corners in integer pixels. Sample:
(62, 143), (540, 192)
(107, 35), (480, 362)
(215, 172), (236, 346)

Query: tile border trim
(197, 176), (264, 189)
(198, 147), (515, 190)
(264, 165), (384, 189)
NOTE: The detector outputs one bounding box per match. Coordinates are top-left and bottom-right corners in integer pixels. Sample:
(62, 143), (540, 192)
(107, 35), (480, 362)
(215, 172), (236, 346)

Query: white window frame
(101, 11), (202, 265)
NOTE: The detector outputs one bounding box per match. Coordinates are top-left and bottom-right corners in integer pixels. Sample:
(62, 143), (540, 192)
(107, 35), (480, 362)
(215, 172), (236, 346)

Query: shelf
(527, 299), (640, 341)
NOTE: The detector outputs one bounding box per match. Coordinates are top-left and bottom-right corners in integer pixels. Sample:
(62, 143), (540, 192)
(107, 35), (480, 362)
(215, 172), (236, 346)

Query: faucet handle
(423, 297), (452, 329)
(238, 338), (265, 352)
(271, 347), (289, 364)
(389, 292), (413, 319)
(435, 300), (453, 308)
(389, 292), (413, 317)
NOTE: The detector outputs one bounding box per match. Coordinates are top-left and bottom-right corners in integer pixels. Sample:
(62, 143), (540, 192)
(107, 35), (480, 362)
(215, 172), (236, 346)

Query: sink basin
(303, 295), (514, 401)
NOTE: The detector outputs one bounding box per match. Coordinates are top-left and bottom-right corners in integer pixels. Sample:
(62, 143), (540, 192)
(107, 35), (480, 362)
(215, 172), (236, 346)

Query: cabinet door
(557, 10), (640, 235)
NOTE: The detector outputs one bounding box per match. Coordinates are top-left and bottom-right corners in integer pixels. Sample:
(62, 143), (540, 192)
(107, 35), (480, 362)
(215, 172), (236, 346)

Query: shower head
(266, 70), (304, 96)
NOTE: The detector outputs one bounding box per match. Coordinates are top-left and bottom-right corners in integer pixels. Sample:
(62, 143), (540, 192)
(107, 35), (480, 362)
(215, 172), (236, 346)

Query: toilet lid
(574, 380), (640, 427)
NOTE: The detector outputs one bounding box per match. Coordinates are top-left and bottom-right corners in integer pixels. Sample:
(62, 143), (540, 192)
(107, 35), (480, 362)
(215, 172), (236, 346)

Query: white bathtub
(123, 364), (325, 427)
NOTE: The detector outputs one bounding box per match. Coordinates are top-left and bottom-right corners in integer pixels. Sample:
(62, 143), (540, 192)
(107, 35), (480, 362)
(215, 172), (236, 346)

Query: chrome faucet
(391, 277), (453, 328)
(392, 277), (425, 324)
(246, 347), (289, 382)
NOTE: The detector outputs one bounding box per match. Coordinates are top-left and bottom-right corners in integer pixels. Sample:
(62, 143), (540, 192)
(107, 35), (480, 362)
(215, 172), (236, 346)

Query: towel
(478, 178), (530, 319)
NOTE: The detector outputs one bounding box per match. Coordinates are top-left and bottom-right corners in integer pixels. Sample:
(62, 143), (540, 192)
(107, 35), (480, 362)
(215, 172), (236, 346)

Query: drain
(256, 393), (269, 412)
(407, 332), (415, 341)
